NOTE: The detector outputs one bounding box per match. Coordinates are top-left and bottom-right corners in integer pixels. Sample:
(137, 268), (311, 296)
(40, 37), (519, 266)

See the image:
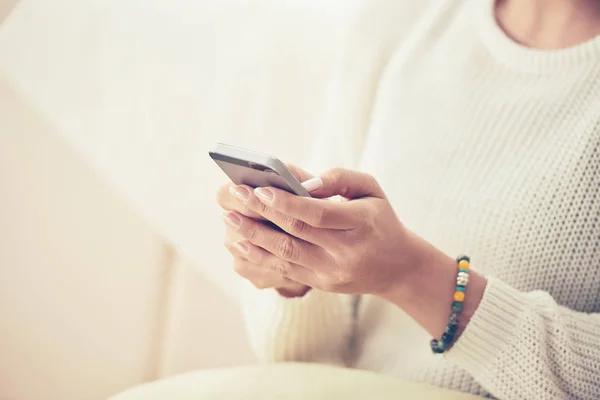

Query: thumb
(308, 168), (384, 199)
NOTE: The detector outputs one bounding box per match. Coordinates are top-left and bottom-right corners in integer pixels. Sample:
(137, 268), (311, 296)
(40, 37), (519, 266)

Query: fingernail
(301, 177), (323, 192)
(234, 241), (249, 254)
(222, 212), (241, 230)
(254, 187), (274, 204)
(229, 185), (250, 204)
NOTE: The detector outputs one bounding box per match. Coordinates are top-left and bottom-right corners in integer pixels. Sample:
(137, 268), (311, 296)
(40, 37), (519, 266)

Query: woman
(216, 0), (600, 398)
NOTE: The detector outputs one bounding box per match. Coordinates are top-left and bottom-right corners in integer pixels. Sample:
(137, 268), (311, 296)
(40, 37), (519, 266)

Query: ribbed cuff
(241, 280), (352, 364)
(445, 276), (530, 371)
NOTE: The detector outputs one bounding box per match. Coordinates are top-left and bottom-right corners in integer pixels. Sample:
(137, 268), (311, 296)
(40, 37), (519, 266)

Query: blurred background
(0, 0), (377, 398)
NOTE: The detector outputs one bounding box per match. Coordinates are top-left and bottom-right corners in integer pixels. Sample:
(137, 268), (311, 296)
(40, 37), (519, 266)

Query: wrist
(379, 230), (452, 302)
(380, 240), (487, 339)
(381, 240), (456, 307)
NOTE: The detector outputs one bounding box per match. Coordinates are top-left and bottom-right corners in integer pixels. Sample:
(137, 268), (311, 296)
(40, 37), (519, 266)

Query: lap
(109, 363), (482, 400)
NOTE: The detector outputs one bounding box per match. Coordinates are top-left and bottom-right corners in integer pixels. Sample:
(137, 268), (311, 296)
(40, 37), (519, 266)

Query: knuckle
(330, 269), (354, 289)
(311, 207), (328, 227)
(276, 236), (299, 261)
(364, 173), (382, 193)
(250, 195), (270, 214)
(364, 173), (377, 185)
(328, 168), (350, 196)
(275, 261), (292, 279)
(328, 168), (346, 182)
(287, 216), (309, 235)
(333, 258), (354, 283)
(258, 200), (270, 215)
(244, 223), (258, 241)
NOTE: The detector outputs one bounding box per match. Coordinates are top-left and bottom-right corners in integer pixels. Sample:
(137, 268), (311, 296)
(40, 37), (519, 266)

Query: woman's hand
(217, 165), (314, 297)
(222, 168), (422, 296)
(222, 166), (487, 339)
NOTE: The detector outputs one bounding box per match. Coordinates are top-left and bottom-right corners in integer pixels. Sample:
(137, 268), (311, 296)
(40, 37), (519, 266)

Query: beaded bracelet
(431, 255), (470, 354)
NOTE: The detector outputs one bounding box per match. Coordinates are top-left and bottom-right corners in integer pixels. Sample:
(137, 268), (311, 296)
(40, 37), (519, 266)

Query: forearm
(378, 230), (487, 341)
(380, 232), (600, 398)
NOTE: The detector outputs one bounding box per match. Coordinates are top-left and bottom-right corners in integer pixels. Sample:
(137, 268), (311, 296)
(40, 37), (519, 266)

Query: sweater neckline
(477, 0), (600, 72)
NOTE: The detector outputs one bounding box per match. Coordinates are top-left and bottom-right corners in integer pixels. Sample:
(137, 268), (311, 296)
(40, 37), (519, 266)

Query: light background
(0, 0), (368, 399)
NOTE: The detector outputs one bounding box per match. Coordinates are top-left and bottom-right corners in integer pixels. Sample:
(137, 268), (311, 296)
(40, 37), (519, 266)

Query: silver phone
(209, 143), (311, 197)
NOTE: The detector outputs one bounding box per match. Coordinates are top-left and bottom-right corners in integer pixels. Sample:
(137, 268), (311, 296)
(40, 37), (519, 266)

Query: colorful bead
(458, 259), (470, 270)
(432, 255), (470, 355)
(456, 255), (470, 263)
(453, 291), (465, 302)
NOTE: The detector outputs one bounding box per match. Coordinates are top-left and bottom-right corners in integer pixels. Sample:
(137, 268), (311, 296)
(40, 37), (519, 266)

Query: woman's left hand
(222, 168), (427, 296)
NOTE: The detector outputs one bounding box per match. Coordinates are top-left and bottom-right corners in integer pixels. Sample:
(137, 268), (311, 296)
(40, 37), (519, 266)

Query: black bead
(446, 323), (459, 335)
(441, 332), (455, 344)
(448, 312), (460, 324)
(452, 302), (464, 312)
(430, 339), (446, 354)
(456, 254), (471, 263)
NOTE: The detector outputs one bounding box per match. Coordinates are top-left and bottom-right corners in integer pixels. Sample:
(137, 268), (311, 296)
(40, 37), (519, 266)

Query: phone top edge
(210, 142), (311, 197)
(211, 142), (282, 167)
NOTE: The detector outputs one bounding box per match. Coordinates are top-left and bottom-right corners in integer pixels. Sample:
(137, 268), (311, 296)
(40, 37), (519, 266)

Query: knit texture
(242, 0), (600, 399)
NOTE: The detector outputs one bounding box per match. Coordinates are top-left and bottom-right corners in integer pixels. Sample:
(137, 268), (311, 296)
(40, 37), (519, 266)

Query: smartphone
(209, 143), (311, 197)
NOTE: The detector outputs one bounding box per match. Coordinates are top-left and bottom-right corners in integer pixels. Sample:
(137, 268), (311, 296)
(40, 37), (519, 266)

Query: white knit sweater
(241, 0), (600, 399)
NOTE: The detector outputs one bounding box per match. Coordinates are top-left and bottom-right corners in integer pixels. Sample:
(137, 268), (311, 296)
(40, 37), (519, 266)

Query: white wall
(0, 75), (257, 400)
(0, 79), (166, 399)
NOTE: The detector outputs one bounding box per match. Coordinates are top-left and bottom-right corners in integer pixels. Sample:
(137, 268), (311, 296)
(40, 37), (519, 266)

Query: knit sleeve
(240, 280), (355, 365)
(446, 276), (600, 399)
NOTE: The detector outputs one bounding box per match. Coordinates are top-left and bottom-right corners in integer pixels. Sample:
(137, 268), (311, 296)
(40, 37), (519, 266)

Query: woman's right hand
(216, 165), (313, 298)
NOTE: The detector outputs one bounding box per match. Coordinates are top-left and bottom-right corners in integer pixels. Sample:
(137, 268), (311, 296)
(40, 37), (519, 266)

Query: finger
(224, 228), (247, 250)
(285, 163), (314, 183)
(249, 186), (364, 230)
(308, 168), (385, 199)
(226, 248), (289, 289)
(216, 183), (264, 220)
(243, 188), (334, 243)
(286, 164), (327, 195)
(222, 211), (326, 267)
(232, 259), (289, 289)
(228, 239), (317, 287)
